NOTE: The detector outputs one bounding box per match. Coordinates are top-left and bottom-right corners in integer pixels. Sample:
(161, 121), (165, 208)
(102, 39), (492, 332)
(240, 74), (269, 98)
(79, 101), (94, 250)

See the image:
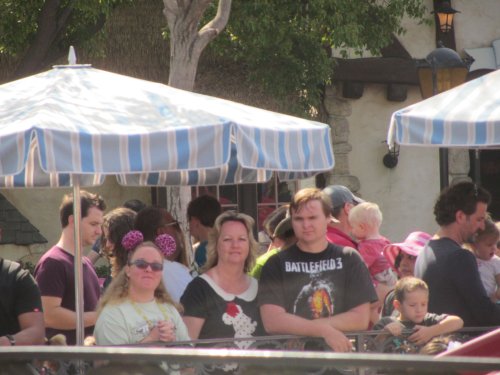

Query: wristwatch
(5, 334), (15, 346)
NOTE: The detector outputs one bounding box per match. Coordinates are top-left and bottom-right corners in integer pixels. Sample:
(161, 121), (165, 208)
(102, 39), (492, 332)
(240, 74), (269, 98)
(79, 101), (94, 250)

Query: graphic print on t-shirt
(293, 273), (335, 319)
(222, 301), (258, 349)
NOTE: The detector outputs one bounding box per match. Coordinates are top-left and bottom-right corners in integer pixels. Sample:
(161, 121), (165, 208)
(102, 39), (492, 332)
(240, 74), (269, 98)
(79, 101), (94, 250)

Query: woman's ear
(125, 264), (130, 277)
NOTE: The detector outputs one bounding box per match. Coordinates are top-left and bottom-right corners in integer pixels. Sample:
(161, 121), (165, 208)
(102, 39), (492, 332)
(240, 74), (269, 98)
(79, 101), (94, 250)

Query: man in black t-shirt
(415, 182), (500, 326)
(0, 257), (45, 346)
(258, 188), (377, 352)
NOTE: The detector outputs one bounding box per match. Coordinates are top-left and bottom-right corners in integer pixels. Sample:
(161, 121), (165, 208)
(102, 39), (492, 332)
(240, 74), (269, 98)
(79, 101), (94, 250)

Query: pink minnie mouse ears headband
(121, 230), (177, 258)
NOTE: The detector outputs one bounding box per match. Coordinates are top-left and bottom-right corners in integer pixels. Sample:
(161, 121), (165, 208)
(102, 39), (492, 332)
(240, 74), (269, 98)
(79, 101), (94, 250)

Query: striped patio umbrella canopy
(388, 69), (500, 148)
(0, 65), (334, 188)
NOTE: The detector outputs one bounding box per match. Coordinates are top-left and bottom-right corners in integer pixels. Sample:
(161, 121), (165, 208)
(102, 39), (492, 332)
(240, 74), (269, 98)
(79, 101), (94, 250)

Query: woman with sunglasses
(134, 206), (193, 302)
(94, 232), (189, 345)
(180, 211), (264, 351)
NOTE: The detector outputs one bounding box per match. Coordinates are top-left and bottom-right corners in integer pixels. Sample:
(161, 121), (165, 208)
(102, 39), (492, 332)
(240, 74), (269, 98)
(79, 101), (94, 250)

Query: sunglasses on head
(129, 259), (163, 272)
(164, 220), (179, 227)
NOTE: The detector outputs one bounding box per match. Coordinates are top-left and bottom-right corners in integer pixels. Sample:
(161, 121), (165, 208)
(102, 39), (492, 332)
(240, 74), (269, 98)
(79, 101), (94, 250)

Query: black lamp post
(417, 46), (469, 189)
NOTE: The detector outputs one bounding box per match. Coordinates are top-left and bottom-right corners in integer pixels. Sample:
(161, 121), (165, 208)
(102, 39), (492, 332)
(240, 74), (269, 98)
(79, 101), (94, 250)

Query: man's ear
(190, 217), (200, 228)
(68, 215), (75, 225)
(456, 210), (467, 224)
(344, 203), (353, 214)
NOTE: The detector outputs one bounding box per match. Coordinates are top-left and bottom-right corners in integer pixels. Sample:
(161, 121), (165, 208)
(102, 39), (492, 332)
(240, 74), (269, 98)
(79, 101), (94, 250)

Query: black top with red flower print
(180, 274), (264, 346)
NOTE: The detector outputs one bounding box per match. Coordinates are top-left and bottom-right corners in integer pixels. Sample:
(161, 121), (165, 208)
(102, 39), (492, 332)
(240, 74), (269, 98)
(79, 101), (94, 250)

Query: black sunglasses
(129, 259), (163, 272)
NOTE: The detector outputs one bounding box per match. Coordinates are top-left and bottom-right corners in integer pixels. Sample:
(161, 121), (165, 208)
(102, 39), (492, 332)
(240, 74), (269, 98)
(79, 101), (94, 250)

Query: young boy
(348, 202), (397, 323)
(373, 277), (463, 347)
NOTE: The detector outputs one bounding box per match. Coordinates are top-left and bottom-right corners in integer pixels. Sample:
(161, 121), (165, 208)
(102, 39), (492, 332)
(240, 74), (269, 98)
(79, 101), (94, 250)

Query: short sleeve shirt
(34, 246), (100, 344)
(258, 242), (377, 319)
(180, 274), (264, 348)
(373, 312), (448, 331)
(0, 259), (43, 336)
(94, 299), (190, 345)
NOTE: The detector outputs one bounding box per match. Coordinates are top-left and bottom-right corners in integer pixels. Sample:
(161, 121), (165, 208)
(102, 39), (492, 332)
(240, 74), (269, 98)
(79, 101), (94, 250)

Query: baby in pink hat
(384, 231), (432, 278)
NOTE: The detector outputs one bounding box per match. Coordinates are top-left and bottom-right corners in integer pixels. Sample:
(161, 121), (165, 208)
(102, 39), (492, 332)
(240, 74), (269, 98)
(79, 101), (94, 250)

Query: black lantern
(433, 1), (459, 33)
(382, 143), (400, 169)
(417, 46), (468, 99)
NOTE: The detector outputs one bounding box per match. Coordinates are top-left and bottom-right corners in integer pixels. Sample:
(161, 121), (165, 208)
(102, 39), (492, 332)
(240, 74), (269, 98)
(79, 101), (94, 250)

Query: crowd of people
(1, 181), (500, 367)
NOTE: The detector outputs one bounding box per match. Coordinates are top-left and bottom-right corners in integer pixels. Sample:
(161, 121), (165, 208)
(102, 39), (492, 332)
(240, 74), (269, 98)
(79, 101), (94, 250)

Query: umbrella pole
(72, 178), (85, 347)
(473, 149), (481, 185)
(439, 148), (449, 190)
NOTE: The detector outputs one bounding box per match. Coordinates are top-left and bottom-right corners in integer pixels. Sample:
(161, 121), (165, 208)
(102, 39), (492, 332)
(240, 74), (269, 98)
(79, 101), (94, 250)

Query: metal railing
(0, 327), (498, 375)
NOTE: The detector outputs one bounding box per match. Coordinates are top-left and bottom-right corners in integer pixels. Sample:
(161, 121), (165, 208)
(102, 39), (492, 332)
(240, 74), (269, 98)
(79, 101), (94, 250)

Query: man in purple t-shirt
(35, 191), (106, 345)
(322, 185), (364, 249)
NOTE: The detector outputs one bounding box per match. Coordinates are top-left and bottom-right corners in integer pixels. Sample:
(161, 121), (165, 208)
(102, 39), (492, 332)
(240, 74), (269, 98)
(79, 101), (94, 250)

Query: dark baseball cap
(322, 185), (364, 209)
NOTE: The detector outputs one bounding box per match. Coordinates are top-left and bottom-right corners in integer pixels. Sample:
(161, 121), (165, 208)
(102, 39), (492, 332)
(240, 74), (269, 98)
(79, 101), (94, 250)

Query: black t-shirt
(0, 258), (43, 336)
(415, 238), (500, 326)
(373, 312), (448, 331)
(180, 274), (264, 346)
(258, 242), (377, 319)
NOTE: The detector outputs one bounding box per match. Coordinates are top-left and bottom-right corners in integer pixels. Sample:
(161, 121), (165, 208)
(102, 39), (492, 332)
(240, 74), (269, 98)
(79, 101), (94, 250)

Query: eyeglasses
(129, 259), (163, 272)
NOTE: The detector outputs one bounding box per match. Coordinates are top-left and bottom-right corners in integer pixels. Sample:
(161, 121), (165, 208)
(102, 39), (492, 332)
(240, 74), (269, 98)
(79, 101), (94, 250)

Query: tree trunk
(164, 0), (232, 89)
(14, 0), (78, 78)
(13, 0), (106, 79)
(162, 0), (232, 257)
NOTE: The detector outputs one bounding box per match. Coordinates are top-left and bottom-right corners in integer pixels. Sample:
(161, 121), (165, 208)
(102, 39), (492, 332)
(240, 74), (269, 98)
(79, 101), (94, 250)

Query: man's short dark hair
(59, 190), (106, 228)
(434, 182), (491, 226)
(187, 195), (221, 228)
(123, 199), (146, 213)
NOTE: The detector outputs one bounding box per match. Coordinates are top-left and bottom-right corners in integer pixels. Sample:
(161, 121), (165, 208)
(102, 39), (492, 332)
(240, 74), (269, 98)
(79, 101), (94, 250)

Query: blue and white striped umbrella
(388, 69), (500, 148)
(0, 65), (334, 187)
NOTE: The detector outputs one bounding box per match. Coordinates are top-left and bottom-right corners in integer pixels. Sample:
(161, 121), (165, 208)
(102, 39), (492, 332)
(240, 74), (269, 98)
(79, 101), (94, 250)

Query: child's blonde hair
(348, 201), (383, 228)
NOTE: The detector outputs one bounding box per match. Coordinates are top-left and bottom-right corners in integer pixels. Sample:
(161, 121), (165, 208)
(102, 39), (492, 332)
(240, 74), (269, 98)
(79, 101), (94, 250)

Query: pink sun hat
(383, 231), (432, 268)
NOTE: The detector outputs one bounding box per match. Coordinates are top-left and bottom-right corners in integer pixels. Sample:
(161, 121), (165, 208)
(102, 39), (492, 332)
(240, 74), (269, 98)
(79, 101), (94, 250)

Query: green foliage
(208, 0), (428, 114)
(0, 0), (43, 55)
(0, 0), (132, 57)
(95, 264), (111, 278)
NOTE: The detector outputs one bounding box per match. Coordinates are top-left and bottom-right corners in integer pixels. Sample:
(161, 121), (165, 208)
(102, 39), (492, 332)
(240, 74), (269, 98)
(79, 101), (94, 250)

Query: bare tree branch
(196, 0), (232, 52)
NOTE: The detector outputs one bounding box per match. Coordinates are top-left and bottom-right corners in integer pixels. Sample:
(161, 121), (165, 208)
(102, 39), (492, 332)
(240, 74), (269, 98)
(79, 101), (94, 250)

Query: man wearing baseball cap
(322, 185), (364, 249)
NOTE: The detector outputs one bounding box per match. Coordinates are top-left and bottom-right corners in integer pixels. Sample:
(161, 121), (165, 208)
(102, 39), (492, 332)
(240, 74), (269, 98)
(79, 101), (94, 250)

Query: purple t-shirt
(34, 246), (100, 345)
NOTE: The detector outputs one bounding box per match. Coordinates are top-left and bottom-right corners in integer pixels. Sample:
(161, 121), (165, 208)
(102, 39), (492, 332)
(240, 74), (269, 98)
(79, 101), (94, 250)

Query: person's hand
(156, 320), (176, 342)
(384, 322), (403, 337)
(408, 325), (434, 345)
(322, 327), (353, 353)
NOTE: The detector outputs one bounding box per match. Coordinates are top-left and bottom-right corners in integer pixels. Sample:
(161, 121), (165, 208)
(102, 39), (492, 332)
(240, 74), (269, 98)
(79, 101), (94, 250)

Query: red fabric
(437, 328), (500, 375)
(358, 238), (391, 276)
(326, 226), (357, 249)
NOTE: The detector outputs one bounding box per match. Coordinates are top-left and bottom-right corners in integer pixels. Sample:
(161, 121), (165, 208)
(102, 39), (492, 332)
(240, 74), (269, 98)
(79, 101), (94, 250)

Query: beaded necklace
(130, 299), (171, 329)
